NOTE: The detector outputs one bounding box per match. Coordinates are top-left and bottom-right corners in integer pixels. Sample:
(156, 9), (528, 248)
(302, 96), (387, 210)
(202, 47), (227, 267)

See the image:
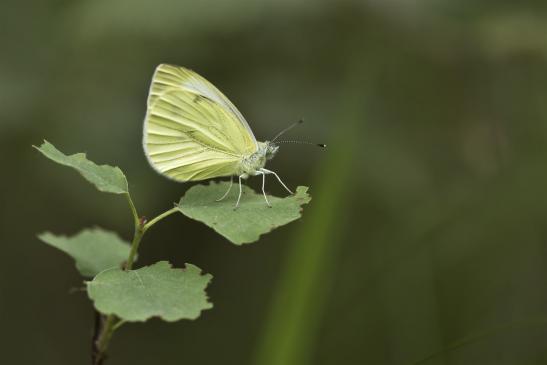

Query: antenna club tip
(318, 144), (327, 148)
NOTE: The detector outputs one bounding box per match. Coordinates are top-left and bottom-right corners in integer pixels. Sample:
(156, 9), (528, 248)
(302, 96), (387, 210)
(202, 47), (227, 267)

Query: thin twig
(89, 195), (180, 364)
(91, 310), (103, 365)
(143, 207), (179, 232)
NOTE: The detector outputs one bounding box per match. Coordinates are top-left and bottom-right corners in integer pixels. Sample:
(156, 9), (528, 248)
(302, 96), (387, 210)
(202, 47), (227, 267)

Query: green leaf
(87, 261), (213, 322)
(38, 228), (132, 277)
(34, 140), (128, 194)
(176, 182), (311, 245)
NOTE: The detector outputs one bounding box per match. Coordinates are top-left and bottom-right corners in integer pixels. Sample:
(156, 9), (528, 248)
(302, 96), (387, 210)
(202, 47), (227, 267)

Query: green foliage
(34, 140), (128, 194)
(38, 228), (132, 277)
(177, 182), (311, 245)
(34, 140), (310, 361)
(87, 261), (213, 322)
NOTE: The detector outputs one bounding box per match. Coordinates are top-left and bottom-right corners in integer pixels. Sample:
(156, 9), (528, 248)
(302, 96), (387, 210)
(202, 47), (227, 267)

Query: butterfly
(143, 64), (311, 208)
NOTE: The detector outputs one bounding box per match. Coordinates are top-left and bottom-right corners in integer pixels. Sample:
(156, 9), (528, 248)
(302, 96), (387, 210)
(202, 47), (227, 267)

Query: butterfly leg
(216, 177), (233, 202)
(234, 174), (245, 210)
(260, 168), (293, 195)
(257, 171), (272, 207)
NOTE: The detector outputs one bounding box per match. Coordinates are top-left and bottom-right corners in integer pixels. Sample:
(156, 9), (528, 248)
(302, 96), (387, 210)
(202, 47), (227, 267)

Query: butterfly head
(255, 141), (279, 161)
(265, 142), (279, 160)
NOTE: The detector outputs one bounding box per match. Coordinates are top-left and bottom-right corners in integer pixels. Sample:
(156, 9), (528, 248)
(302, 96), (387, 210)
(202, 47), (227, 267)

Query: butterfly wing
(143, 65), (257, 182)
(148, 64), (257, 147)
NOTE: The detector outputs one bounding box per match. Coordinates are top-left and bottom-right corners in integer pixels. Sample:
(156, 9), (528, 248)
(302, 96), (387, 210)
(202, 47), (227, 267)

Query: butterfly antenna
(275, 140), (327, 148)
(271, 119), (304, 142)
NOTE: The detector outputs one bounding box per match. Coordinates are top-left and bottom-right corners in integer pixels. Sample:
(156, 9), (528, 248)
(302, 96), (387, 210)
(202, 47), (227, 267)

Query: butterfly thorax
(238, 141), (279, 177)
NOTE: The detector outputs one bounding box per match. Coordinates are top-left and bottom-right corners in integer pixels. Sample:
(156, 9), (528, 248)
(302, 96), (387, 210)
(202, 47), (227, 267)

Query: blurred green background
(3, 0), (547, 364)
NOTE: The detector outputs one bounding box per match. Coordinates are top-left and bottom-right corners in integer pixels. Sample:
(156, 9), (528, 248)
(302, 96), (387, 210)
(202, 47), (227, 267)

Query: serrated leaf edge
(87, 261), (213, 322)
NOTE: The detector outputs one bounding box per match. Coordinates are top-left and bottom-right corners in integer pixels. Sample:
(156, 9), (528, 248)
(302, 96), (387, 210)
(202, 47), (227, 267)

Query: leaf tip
(36, 231), (51, 241)
(182, 263), (214, 282)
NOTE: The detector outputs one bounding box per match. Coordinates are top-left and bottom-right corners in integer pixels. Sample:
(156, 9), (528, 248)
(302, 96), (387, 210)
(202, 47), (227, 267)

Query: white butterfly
(143, 64), (303, 208)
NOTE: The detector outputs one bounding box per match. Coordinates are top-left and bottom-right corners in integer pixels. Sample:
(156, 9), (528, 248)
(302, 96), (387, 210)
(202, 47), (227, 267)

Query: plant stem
(92, 194), (143, 364)
(126, 221), (145, 270)
(125, 193), (139, 227)
(91, 200), (180, 364)
(143, 207), (179, 232)
(92, 315), (117, 365)
(93, 232), (142, 363)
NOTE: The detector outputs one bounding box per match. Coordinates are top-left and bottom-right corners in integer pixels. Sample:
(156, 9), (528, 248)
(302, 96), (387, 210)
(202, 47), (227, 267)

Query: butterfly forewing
(148, 64), (257, 147)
